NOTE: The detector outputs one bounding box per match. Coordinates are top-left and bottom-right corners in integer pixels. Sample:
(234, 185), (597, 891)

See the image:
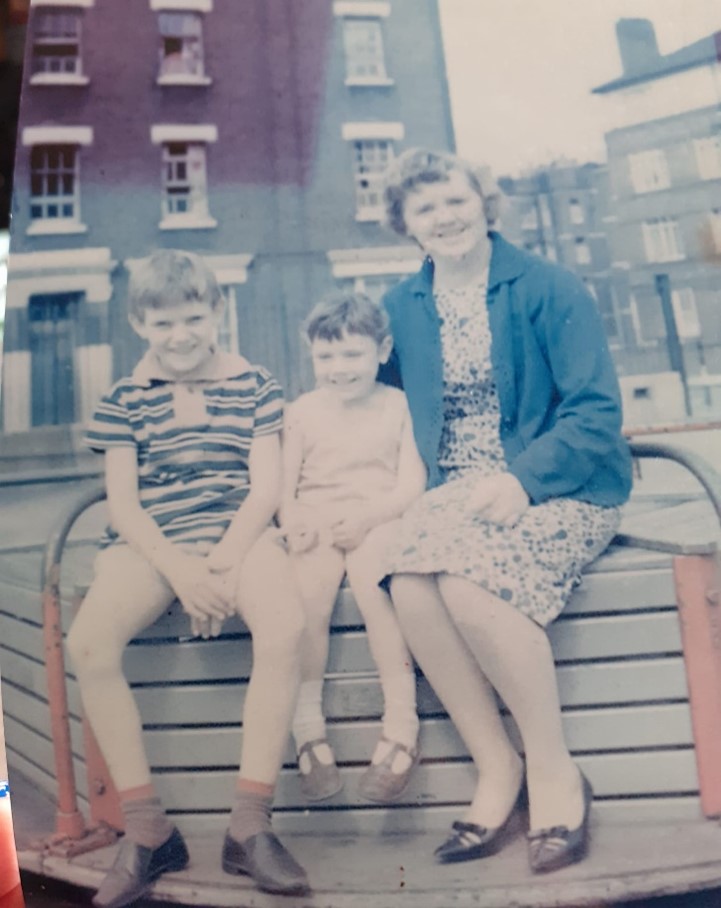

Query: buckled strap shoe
(92, 827), (189, 908)
(222, 830), (311, 896)
(528, 772), (594, 874)
(434, 787), (524, 864)
(297, 737), (343, 801)
(358, 738), (420, 803)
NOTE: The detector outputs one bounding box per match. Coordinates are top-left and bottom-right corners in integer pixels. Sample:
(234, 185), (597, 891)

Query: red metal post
(674, 553), (721, 817)
(70, 587), (123, 831)
(42, 565), (86, 839)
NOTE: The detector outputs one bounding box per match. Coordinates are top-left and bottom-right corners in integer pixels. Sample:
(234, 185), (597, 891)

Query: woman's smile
(403, 170), (489, 262)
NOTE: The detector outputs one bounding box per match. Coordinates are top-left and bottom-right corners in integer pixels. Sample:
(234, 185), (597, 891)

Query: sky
(438, 0), (721, 178)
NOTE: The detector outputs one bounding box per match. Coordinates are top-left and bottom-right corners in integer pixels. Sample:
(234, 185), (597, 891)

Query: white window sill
(31, 0), (95, 6)
(29, 73), (89, 86)
(355, 209), (384, 223)
(345, 76), (394, 88)
(26, 220), (87, 236)
(157, 74), (212, 87)
(646, 254), (686, 264)
(633, 186), (671, 195)
(159, 214), (218, 231)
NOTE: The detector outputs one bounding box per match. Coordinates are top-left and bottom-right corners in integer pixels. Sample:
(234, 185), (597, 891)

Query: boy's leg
(222, 530), (309, 895)
(345, 523), (419, 751)
(67, 546), (175, 794)
(230, 530), (306, 824)
(289, 545), (345, 749)
(66, 545), (188, 908)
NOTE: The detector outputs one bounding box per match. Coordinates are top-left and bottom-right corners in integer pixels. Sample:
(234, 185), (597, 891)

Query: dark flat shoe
(222, 830), (310, 896)
(434, 788), (524, 864)
(528, 771), (594, 874)
(92, 827), (189, 908)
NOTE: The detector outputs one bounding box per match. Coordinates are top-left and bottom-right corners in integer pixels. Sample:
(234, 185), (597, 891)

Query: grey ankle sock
(228, 789), (273, 843)
(121, 796), (174, 849)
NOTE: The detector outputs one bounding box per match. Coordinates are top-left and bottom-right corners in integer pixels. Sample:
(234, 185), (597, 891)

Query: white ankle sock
(381, 672), (419, 750)
(292, 680), (326, 751)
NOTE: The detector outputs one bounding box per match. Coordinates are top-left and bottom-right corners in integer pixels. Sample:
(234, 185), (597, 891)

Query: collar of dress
(409, 231), (530, 299)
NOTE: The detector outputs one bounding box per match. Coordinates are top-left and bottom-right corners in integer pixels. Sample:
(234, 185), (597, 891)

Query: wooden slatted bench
(2, 438), (721, 906)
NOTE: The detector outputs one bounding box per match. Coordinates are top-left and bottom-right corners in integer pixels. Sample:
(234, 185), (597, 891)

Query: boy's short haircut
(127, 249), (224, 320)
(303, 292), (391, 346)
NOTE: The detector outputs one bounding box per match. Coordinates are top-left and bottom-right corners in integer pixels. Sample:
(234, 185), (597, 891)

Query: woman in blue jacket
(379, 149), (632, 873)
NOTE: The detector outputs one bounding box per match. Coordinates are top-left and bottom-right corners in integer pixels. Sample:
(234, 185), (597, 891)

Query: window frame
(641, 217), (685, 263)
(709, 208), (721, 254)
(574, 237), (591, 265)
(671, 287), (701, 340)
(694, 136), (721, 181)
(156, 9), (211, 85)
(341, 16), (392, 86)
(568, 197), (584, 225)
(159, 141), (216, 229)
(350, 138), (394, 221)
(627, 149), (671, 194)
(151, 124), (217, 229)
(29, 7), (89, 85)
(27, 142), (88, 235)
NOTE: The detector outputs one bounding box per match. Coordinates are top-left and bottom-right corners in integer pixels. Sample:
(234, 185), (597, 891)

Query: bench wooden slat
(1, 639), (691, 733)
(172, 795), (705, 836)
(117, 611), (684, 684)
(0, 548), (677, 638)
(139, 703), (694, 769)
(150, 749), (699, 811)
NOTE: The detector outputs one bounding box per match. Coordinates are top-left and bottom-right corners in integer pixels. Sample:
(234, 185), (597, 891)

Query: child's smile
(131, 300), (223, 379)
(311, 331), (391, 403)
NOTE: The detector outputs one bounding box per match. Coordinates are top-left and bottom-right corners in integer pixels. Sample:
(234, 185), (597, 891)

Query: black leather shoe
(222, 830), (311, 896)
(434, 789), (523, 864)
(92, 827), (189, 908)
(528, 772), (593, 874)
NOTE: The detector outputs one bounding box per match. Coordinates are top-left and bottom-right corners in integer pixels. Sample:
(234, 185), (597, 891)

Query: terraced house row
(3, 0), (452, 432)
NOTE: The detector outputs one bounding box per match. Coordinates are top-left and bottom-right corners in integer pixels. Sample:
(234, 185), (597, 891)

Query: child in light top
(68, 249), (309, 905)
(282, 293), (427, 802)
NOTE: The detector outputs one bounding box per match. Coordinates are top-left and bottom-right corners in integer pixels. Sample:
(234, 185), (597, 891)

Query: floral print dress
(388, 274), (621, 626)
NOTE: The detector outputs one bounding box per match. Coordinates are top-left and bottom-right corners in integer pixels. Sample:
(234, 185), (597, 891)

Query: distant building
(499, 160), (621, 350)
(593, 18), (721, 419)
(3, 0), (452, 434)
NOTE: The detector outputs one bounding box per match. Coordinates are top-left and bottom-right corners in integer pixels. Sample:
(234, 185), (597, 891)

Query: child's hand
(284, 522), (319, 555)
(191, 615), (226, 639)
(331, 511), (374, 551)
(466, 473), (530, 527)
(205, 544), (237, 575)
(166, 553), (229, 623)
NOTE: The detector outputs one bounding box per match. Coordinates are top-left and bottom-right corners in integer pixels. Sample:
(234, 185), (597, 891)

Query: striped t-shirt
(85, 351), (283, 548)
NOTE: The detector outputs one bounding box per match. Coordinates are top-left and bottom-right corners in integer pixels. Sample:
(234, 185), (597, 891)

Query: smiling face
(402, 169), (489, 261)
(130, 299), (223, 379)
(310, 330), (392, 403)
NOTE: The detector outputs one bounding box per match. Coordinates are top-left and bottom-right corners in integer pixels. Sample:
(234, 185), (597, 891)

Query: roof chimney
(616, 19), (660, 76)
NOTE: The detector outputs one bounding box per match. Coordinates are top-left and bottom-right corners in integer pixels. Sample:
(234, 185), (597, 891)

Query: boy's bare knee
(66, 624), (118, 675)
(252, 609), (305, 660)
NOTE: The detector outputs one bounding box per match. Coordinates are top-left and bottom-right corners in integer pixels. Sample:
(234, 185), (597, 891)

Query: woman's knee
(390, 573), (438, 617)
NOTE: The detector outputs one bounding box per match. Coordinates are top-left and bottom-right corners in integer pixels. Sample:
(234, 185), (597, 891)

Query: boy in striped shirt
(68, 249), (310, 906)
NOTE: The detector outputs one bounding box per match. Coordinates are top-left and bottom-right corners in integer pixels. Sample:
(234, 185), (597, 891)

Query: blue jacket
(380, 233), (633, 507)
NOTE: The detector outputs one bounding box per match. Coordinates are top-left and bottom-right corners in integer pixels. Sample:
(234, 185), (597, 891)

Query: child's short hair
(303, 293), (390, 346)
(127, 249), (223, 320)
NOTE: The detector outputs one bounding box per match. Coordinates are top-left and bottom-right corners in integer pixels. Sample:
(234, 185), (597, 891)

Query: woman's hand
(466, 473), (530, 527)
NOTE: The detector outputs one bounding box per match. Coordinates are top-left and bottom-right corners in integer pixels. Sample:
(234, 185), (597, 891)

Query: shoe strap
(527, 825), (569, 842)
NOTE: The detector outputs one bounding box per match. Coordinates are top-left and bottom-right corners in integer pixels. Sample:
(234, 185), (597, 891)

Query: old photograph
(1, 1), (721, 906)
